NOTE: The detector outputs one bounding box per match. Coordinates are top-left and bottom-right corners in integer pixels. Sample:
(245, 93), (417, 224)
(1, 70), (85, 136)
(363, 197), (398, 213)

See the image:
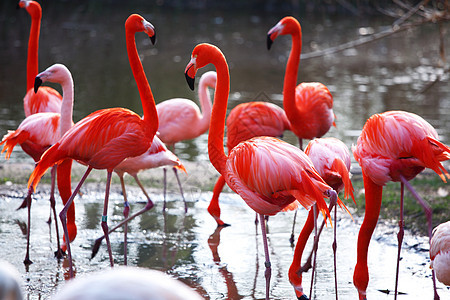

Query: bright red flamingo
(1, 63), (75, 264)
(185, 43), (336, 300)
(91, 135), (186, 264)
(208, 101), (291, 226)
(352, 110), (450, 300)
(430, 221), (450, 287)
(267, 16), (336, 245)
(27, 14), (158, 278)
(18, 0), (62, 116)
(156, 70), (216, 212)
(289, 137), (355, 299)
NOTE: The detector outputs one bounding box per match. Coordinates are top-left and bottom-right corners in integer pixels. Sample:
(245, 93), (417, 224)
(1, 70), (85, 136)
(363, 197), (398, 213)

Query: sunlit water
(0, 181), (448, 299)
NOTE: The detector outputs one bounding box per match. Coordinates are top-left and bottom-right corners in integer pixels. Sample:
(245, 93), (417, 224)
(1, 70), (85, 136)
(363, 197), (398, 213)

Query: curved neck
(208, 55), (230, 175)
(197, 77), (213, 133)
(59, 73), (74, 136)
(125, 27), (158, 137)
(283, 29), (302, 123)
(26, 3), (42, 91)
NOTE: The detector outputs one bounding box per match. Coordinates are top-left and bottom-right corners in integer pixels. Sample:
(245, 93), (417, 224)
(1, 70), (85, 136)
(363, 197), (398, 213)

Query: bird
(208, 101), (291, 226)
(430, 221), (450, 286)
(90, 135), (187, 265)
(352, 110), (450, 300)
(27, 13), (159, 278)
(267, 16), (336, 245)
(289, 137), (355, 300)
(1, 63), (75, 264)
(0, 261), (24, 300)
(155, 70), (216, 212)
(18, 0), (62, 117)
(185, 43), (336, 300)
(51, 266), (204, 300)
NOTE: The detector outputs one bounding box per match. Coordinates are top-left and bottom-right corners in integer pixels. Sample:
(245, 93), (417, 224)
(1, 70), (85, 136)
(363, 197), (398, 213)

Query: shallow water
(0, 182), (448, 299)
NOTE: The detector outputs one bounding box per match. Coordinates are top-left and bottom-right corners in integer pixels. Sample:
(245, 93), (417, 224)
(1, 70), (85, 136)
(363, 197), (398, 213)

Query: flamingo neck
(197, 77), (213, 134)
(125, 27), (158, 138)
(283, 29), (302, 127)
(26, 2), (42, 92)
(208, 53), (230, 175)
(353, 171), (383, 293)
(59, 72), (74, 137)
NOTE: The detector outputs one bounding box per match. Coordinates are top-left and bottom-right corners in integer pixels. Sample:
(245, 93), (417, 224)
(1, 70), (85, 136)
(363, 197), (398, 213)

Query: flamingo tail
(1, 130), (30, 160)
(28, 143), (65, 190)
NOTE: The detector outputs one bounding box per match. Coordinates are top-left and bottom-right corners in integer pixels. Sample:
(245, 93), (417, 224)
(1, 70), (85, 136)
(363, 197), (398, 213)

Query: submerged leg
(290, 209), (298, 246)
(60, 166), (92, 278)
(49, 166), (64, 259)
(23, 187), (33, 266)
(163, 168), (168, 211)
(309, 205), (318, 298)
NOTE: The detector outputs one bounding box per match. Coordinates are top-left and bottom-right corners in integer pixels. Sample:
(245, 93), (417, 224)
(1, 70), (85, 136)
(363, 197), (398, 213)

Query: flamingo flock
(1, 2), (449, 300)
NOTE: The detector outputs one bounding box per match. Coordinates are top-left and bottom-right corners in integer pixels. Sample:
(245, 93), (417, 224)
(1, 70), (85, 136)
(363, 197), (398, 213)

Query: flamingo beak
(185, 71), (195, 91)
(150, 34), (156, 45)
(267, 35), (274, 50)
(34, 77), (42, 93)
(184, 57), (197, 91)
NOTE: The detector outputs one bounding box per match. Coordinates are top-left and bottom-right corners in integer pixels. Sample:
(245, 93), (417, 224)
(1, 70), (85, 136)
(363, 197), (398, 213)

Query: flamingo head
(185, 43), (222, 90)
(18, 0), (41, 19)
(267, 16), (301, 50)
(34, 64), (71, 93)
(125, 14), (156, 45)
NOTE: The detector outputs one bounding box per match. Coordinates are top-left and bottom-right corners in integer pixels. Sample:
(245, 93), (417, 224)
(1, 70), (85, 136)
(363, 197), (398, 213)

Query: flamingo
(155, 70), (216, 211)
(430, 221), (450, 286)
(52, 266), (204, 300)
(208, 101), (291, 226)
(90, 135), (187, 265)
(290, 137), (355, 299)
(267, 16), (336, 245)
(352, 110), (450, 300)
(184, 43), (336, 300)
(18, 0), (62, 116)
(1, 63), (75, 264)
(27, 13), (158, 278)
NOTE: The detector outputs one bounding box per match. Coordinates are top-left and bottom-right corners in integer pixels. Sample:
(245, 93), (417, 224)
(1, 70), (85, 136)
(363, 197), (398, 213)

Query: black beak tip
(16, 3), (20, 9)
(150, 34), (156, 45)
(185, 73), (195, 91)
(267, 35), (273, 50)
(34, 77), (42, 93)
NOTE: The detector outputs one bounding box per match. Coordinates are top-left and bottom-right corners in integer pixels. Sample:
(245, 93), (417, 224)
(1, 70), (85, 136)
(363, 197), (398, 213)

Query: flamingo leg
(332, 194), (338, 300)
(102, 171), (114, 268)
(173, 167), (187, 213)
(399, 175), (440, 300)
(290, 209), (298, 246)
(60, 166), (92, 278)
(23, 187), (33, 265)
(163, 168), (168, 211)
(90, 174), (154, 260)
(259, 214), (271, 300)
(119, 175), (129, 266)
(49, 165), (64, 259)
(309, 204), (318, 298)
(394, 182), (405, 300)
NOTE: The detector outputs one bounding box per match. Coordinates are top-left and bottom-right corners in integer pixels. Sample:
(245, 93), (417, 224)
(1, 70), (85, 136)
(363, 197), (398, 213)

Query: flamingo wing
(225, 136), (331, 217)
(24, 86), (62, 117)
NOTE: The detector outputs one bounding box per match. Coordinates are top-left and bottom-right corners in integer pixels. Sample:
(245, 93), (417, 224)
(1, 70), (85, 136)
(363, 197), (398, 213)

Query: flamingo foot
(23, 257), (33, 266)
(54, 248), (65, 259)
(298, 295), (309, 300)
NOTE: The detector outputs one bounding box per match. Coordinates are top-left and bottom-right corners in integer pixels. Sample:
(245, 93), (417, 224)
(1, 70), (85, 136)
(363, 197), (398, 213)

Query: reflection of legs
(259, 214), (271, 300)
(163, 168), (168, 211)
(173, 167), (187, 213)
(399, 175), (440, 300)
(119, 176), (130, 266)
(60, 166), (92, 278)
(23, 186), (33, 265)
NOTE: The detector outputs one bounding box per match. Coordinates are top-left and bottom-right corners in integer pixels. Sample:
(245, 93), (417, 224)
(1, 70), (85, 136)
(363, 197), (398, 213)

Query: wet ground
(0, 162), (448, 299)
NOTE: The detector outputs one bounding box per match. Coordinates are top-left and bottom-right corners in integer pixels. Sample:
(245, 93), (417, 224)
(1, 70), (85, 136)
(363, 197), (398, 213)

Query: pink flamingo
(155, 71), (216, 211)
(18, 0), (62, 116)
(208, 101), (291, 226)
(267, 16), (337, 245)
(352, 110), (450, 300)
(1, 63), (75, 264)
(430, 221), (450, 287)
(290, 137), (355, 299)
(91, 135), (187, 264)
(27, 14), (158, 278)
(185, 43), (336, 300)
